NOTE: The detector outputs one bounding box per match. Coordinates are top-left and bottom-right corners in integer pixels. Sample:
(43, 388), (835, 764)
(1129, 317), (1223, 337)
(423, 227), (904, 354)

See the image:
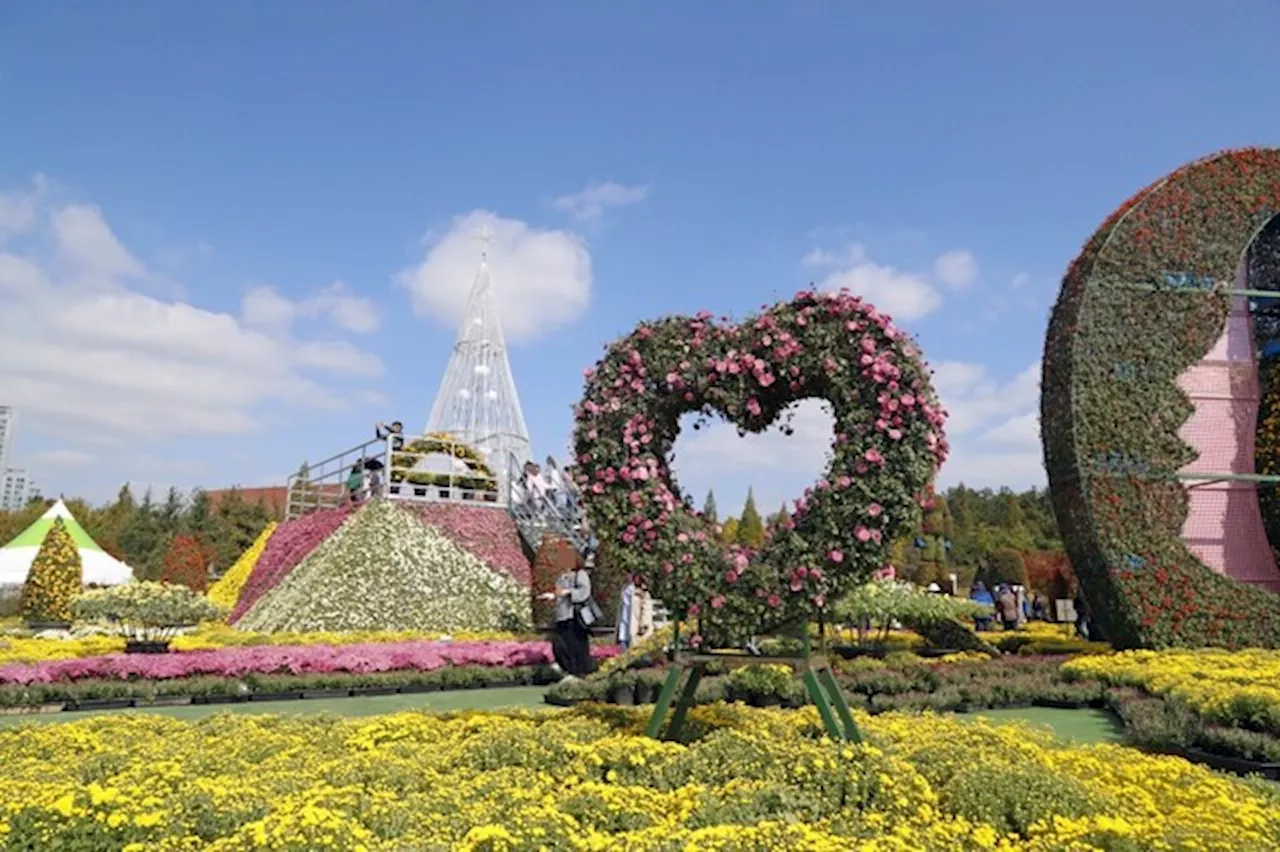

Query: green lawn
(0, 688), (1126, 748)
(0, 686), (552, 727)
(965, 706), (1125, 745)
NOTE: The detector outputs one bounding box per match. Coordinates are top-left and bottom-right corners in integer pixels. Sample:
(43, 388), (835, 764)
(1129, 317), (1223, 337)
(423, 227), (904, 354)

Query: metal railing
(285, 433), (509, 520)
(504, 452), (595, 554)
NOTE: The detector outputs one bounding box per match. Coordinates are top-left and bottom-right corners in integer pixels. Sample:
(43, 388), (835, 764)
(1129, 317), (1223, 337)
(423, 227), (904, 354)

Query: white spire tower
(424, 225), (533, 486)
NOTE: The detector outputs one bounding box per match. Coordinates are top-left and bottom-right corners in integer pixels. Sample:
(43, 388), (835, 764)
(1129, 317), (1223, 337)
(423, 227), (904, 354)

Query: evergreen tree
(702, 490), (718, 524)
(160, 486), (185, 528)
(210, 489), (272, 576)
(20, 519), (82, 624)
(720, 517), (740, 545)
(119, 490), (169, 581)
(736, 488), (765, 549)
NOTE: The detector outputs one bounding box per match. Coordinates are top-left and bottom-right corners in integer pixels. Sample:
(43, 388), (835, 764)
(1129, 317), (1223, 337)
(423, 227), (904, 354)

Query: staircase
(504, 453), (595, 556)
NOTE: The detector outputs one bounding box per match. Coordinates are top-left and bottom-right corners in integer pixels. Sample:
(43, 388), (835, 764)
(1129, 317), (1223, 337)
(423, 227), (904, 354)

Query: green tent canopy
(0, 499), (132, 586)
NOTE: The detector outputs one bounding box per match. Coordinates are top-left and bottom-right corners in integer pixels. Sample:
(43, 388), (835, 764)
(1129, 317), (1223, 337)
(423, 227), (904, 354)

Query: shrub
(835, 580), (991, 639)
(20, 519), (83, 624)
(160, 534), (214, 593)
(74, 581), (226, 641)
(979, 548), (1029, 589)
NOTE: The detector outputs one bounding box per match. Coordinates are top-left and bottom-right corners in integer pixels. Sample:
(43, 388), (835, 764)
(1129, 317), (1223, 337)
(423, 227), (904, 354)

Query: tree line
(0, 485), (277, 581)
(704, 483), (1070, 596)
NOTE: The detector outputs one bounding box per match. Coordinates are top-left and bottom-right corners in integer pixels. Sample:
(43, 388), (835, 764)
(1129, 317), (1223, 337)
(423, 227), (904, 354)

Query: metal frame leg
(644, 666), (684, 739)
(818, 666), (861, 743)
(664, 664), (705, 742)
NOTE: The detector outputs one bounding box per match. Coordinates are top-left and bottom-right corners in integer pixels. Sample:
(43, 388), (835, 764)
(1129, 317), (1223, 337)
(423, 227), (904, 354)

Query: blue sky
(1, 2), (1279, 514)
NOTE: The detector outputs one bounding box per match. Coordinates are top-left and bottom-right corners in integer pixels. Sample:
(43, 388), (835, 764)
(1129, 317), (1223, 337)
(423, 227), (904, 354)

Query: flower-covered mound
(1041, 147), (1280, 648)
(0, 639), (615, 685)
(230, 506), (352, 622)
(236, 500), (531, 633)
(171, 623), (529, 652)
(415, 503), (531, 586)
(1, 704), (1277, 851)
(207, 523), (277, 610)
(573, 288), (947, 646)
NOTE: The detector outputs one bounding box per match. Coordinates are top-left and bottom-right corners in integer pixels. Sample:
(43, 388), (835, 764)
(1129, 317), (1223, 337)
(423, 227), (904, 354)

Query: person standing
(996, 584), (1020, 631)
(616, 578), (653, 651)
(540, 555), (600, 677)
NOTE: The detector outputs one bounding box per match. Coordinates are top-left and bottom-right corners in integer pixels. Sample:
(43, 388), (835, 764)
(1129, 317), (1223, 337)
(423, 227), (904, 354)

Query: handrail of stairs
(505, 452), (595, 555)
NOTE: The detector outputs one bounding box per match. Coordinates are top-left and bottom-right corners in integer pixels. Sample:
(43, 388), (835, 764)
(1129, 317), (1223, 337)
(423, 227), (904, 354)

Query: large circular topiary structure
(1042, 147), (1280, 649)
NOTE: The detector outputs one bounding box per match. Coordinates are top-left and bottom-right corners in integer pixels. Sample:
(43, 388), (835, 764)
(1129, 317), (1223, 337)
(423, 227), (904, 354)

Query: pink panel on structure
(1177, 282), (1280, 592)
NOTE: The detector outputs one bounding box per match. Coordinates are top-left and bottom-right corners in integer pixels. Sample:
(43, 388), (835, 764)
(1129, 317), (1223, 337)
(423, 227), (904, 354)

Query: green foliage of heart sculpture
(572, 288), (947, 648)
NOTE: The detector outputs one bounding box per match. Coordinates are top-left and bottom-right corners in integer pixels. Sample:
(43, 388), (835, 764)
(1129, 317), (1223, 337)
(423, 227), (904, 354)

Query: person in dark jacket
(970, 581), (995, 632)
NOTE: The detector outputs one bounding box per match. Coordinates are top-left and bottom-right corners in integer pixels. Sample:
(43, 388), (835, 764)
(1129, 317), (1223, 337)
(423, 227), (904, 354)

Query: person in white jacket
(616, 579), (654, 650)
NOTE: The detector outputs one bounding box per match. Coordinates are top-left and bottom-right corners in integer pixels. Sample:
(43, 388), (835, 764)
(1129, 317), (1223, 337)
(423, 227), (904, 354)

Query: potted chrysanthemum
(74, 581), (226, 654)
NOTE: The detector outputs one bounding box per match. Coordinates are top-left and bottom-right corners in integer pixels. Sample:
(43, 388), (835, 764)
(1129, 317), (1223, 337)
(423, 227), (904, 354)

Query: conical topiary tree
(21, 518), (84, 625)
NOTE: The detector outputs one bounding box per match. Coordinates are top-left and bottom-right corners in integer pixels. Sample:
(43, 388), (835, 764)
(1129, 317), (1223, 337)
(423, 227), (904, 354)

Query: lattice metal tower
(424, 226), (533, 487)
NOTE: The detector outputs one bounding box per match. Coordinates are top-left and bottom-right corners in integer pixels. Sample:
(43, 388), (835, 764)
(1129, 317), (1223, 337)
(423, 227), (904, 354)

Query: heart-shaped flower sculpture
(573, 288), (949, 647)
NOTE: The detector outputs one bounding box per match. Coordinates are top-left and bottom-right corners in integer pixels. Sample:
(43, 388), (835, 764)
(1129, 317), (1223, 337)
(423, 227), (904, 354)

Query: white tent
(0, 499), (133, 586)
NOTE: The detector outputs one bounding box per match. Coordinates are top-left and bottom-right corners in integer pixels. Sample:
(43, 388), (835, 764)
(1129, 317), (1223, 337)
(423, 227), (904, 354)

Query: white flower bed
(237, 500), (530, 633)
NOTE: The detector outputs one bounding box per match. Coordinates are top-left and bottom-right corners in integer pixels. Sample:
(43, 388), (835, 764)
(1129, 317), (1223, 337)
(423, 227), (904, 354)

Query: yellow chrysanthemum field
(0, 704), (1277, 851)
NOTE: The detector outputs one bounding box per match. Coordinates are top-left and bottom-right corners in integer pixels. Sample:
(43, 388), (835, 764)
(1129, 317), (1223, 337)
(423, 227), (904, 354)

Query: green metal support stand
(642, 625), (862, 743)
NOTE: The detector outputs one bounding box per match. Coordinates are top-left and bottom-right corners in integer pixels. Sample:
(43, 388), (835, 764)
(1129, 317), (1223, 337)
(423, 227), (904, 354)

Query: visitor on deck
(346, 464), (364, 506)
(545, 456), (570, 511)
(523, 461), (549, 511)
(970, 581), (995, 631)
(375, 420), (405, 452)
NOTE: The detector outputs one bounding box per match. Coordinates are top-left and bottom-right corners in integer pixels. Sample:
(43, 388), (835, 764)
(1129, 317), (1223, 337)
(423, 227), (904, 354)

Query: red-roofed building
(204, 486), (289, 520)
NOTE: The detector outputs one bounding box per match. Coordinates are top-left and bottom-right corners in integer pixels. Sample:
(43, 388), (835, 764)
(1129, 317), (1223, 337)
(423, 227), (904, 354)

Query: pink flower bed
(230, 506), (353, 622)
(0, 640), (619, 685)
(417, 504), (531, 585)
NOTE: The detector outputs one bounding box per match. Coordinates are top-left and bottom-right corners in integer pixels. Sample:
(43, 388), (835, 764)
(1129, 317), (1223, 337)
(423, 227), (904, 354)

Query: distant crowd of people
(345, 420), (405, 505)
(513, 457), (579, 513)
(967, 580), (1092, 638)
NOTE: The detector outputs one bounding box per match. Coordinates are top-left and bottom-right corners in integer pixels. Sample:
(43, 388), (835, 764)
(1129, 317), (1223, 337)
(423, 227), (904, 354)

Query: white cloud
(51, 203), (144, 281)
(982, 411), (1039, 451)
(934, 250), (978, 290)
(1011, 272), (1030, 289)
(552, 181), (648, 221)
(0, 176), (46, 241)
(397, 209), (592, 344)
(0, 178), (384, 447)
(32, 449), (94, 468)
(243, 281), (380, 334)
(672, 400), (836, 519)
(931, 360), (1039, 436)
(933, 361), (1044, 489)
(802, 245), (866, 268)
(671, 357), (1047, 513)
(810, 243), (942, 322)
